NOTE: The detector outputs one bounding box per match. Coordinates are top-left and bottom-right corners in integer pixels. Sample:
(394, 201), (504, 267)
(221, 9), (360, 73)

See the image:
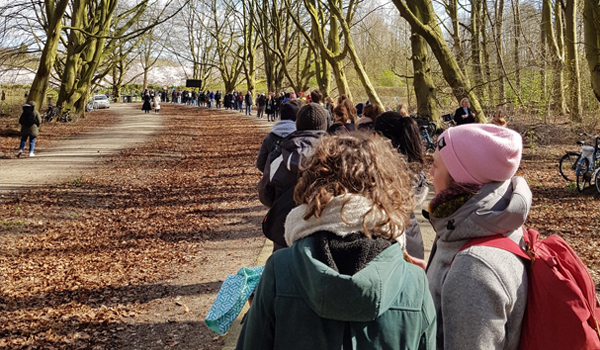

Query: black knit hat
(296, 103), (328, 131)
(280, 99), (302, 121)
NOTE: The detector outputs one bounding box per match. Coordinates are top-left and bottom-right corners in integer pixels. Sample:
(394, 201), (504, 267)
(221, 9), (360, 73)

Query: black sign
(186, 79), (203, 88)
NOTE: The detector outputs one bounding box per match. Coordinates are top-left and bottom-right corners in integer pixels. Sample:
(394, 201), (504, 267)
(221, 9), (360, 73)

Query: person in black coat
(141, 92), (152, 113)
(453, 98), (476, 125)
(374, 112), (427, 260)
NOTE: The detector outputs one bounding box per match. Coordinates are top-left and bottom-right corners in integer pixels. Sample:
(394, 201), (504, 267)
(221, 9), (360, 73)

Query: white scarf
(284, 195), (406, 249)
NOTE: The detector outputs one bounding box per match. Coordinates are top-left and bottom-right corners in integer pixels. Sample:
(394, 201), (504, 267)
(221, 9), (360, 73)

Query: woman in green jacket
(237, 132), (436, 350)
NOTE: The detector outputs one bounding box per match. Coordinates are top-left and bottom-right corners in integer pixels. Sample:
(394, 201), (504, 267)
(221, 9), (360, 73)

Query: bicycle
(411, 115), (438, 154)
(44, 106), (59, 122)
(44, 106), (72, 123)
(420, 121), (438, 154)
(574, 133), (600, 193)
(558, 133), (599, 186)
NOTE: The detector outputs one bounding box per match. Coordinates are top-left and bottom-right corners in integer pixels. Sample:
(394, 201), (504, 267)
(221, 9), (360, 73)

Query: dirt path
(0, 104), (436, 350)
(0, 104), (164, 193)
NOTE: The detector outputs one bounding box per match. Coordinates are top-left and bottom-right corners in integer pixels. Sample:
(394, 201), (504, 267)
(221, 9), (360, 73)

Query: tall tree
(326, 0), (383, 107)
(565, 0), (582, 121)
(28, 0), (70, 111)
(495, 0), (506, 104)
(392, 0), (487, 121)
(512, 0), (522, 92)
(583, 0), (600, 103)
(542, 0), (566, 114)
(408, 0), (438, 118)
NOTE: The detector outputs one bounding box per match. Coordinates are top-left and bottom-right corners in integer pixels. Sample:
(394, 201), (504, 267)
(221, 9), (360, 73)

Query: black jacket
(258, 130), (325, 247)
(453, 107), (476, 125)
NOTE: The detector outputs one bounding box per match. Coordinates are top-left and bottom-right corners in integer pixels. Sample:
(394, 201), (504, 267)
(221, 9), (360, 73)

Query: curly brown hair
(294, 132), (414, 240)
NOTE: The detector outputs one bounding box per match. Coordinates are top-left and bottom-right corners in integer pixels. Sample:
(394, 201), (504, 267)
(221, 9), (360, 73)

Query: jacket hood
(279, 130), (324, 172)
(289, 237), (411, 322)
(271, 120), (296, 138)
(429, 176), (531, 242)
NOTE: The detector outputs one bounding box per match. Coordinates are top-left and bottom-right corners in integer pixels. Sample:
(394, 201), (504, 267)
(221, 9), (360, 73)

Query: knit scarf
(284, 195), (406, 250)
(428, 183), (482, 218)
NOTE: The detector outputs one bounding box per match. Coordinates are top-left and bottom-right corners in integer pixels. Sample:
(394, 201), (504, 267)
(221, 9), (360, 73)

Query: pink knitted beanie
(437, 124), (522, 185)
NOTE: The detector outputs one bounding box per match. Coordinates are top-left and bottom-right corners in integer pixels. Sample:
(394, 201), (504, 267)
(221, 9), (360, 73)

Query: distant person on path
(453, 98), (476, 125)
(142, 92), (152, 114)
(426, 124), (528, 350)
(265, 93), (276, 122)
(256, 99), (301, 172)
(215, 91), (222, 109)
(258, 103), (328, 251)
(256, 93), (266, 119)
(238, 132), (437, 350)
(153, 94), (161, 114)
(17, 101), (42, 158)
(245, 91), (253, 115)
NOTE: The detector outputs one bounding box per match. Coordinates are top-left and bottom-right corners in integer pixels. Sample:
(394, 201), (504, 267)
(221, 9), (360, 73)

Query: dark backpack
(457, 228), (600, 350)
(19, 107), (37, 127)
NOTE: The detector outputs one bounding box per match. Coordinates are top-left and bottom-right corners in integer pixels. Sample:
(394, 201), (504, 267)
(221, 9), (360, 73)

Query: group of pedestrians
(237, 91), (531, 350)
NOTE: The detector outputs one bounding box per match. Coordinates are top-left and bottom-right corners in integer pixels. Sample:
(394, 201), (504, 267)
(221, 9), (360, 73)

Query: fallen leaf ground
(1, 104), (268, 349)
(0, 107), (598, 349)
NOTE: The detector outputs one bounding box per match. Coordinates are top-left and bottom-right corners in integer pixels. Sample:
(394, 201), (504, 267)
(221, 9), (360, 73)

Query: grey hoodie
(426, 177), (530, 350)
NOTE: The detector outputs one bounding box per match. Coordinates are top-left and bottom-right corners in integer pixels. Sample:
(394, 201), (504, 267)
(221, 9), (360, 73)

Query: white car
(94, 95), (110, 109)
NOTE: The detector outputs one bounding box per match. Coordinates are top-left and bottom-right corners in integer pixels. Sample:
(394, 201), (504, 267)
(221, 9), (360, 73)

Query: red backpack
(458, 228), (600, 350)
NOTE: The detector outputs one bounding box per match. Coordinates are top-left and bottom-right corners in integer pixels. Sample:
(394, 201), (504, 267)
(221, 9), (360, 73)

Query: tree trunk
(513, 0), (521, 92)
(565, 0), (582, 121)
(28, 0), (70, 111)
(544, 0), (566, 114)
(392, 0), (487, 122)
(495, 0), (506, 104)
(471, 0), (484, 101)
(408, 1), (438, 119)
(482, 0), (494, 104)
(583, 0), (600, 103)
(57, 0), (85, 109)
(448, 0), (468, 75)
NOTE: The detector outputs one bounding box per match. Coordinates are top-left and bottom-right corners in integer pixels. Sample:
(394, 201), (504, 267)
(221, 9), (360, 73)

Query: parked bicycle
(412, 114), (438, 154)
(559, 133), (600, 192)
(44, 105), (73, 123)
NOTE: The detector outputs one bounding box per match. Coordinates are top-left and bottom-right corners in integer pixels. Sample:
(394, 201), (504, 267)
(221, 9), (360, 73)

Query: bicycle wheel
(595, 169), (600, 194)
(576, 158), (590, 192)
(559, 151), (580, 182)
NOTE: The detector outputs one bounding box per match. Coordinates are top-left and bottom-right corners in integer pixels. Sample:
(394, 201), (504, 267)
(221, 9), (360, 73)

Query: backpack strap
(455, 233), (531, 263)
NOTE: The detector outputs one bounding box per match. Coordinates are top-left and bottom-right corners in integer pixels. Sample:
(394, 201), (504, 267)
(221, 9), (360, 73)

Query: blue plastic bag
(205, 266), (264, 335)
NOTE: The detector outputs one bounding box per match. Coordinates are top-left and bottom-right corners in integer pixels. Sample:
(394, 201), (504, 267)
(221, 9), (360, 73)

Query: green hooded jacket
(236, 236), (436, 350)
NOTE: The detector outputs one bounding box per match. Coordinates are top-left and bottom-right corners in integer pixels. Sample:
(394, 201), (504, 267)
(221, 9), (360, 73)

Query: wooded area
(1, 0), (599, 123)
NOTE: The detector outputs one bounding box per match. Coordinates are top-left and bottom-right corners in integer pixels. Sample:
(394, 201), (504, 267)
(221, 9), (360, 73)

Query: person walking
(142, 91), (152, 113)
(265, 93), (275, 122)
(245, 91), (253, 115)
(17, 101), (42, 158)
(256, 93), (266, 119)
(238, 132), (436, 350)
(153, 94), (161, 114)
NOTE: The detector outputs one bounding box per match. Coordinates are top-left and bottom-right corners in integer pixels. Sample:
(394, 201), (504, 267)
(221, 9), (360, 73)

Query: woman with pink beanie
(425, 124), (529, 349)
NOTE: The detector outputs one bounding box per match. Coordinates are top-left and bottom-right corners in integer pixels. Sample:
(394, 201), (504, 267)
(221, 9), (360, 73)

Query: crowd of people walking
(232, 89), (599, 350)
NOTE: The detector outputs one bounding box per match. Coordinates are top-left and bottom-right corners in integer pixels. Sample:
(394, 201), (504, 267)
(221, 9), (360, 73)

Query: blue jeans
(246, 104), (252, 115)
(20, 135), (36, 153)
